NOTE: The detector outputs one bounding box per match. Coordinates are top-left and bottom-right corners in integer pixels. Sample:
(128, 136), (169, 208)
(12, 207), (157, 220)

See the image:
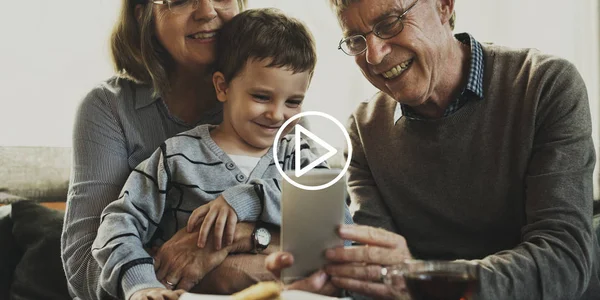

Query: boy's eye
(251, 94), (270, 101)
(286, 100), (303, 108)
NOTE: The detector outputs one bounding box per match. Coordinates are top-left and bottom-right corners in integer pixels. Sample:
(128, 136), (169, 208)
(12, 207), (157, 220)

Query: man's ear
(437, 0), (455, 28)
(135, 4), (144, 25)
(213, 72), (229, 103)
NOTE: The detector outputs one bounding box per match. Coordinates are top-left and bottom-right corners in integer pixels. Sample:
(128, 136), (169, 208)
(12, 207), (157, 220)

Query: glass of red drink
(381, 259), (479, 300)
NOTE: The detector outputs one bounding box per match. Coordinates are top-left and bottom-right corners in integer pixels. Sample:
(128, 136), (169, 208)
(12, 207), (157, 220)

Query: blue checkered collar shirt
(393, 33), (484, 123)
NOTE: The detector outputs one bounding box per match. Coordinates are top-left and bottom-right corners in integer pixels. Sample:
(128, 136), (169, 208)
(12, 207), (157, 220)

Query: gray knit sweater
(347, 44), (600, 299)
(92, 124), (353, 299)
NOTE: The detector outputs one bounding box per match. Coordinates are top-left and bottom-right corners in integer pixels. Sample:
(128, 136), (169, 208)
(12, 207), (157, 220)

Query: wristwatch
(251, 222), (271, 254)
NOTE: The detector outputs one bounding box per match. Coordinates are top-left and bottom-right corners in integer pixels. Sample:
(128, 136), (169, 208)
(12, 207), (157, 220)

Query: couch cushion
(0, 191), (28, 205)
(0, 205), (21, 300)
(9, 201), (69, 300)
(0, 147), (71, 203)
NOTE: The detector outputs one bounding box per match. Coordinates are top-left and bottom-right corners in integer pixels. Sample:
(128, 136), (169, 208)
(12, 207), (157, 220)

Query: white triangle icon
(294, 125), (338, 177)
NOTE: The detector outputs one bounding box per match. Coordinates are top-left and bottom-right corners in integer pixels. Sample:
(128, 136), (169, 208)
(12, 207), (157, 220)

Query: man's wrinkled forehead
(337, 0), (406, 36)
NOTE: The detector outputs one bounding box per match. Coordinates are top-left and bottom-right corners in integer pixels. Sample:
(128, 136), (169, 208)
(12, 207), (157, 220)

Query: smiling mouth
(187, 31), (217, 40)
(254, 122), (281, 130)
(381, 58), (414, 80)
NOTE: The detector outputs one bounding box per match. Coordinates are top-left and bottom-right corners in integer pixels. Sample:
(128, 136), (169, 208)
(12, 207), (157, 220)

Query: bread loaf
(231, 281), (282, 300)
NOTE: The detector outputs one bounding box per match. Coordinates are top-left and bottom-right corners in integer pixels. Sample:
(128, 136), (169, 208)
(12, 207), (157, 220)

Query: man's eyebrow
(342, 8), (401, 37)
(373, 8), (401, 24)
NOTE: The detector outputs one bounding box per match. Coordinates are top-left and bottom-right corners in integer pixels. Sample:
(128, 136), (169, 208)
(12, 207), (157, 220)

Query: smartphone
(280, 169), (347, 284)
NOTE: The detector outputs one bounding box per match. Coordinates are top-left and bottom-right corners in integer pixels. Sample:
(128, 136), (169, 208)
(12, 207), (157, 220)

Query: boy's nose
(266, 105), (284, 122)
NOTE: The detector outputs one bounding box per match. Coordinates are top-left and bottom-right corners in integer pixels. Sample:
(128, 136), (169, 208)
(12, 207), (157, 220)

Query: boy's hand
(186, 195), (238, 250)
(130, 288), (184, 300)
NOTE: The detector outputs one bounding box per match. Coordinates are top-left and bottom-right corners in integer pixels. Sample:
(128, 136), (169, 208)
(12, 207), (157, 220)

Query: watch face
(256, 227), (271, 245)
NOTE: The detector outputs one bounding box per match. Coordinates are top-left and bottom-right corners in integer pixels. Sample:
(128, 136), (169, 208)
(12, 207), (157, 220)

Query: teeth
(190, 32), (216, 39)
(382, 59), (413, 79)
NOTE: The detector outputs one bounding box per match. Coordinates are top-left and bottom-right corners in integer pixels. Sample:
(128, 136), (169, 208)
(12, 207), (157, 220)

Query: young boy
(91, 8), (352, 300)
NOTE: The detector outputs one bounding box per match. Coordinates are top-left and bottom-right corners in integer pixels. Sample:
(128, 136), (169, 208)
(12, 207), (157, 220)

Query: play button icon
(273, 111), (352, 191)
(294, 124), (338, 177)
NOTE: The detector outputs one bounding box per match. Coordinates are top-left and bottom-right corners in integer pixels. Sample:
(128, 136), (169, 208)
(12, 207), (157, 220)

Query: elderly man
(267, 0), (600, 299)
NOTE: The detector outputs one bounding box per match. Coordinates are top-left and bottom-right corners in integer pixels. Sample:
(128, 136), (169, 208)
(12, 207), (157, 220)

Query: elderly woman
(61, 1), (278, 299)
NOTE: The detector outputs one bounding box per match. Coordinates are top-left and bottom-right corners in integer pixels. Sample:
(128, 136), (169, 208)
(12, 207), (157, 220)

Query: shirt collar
(394, 32), (484, 124)
(456, 32), (484, 100)
(134, 84), (161, 110)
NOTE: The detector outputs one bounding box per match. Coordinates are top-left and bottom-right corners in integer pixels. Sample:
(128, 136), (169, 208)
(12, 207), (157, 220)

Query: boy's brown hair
(214, 8), (317, 82)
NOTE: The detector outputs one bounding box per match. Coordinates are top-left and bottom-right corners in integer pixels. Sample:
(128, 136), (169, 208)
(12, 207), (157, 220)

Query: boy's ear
(213, 72), (228, 103)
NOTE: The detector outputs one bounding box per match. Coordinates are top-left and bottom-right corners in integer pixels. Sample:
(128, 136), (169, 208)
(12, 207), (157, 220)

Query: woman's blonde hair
(110, 0), (247, 97)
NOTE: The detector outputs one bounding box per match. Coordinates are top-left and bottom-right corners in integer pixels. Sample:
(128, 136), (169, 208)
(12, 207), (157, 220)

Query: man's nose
(193, 0), (218, 22)
(365, 35), (391, 65)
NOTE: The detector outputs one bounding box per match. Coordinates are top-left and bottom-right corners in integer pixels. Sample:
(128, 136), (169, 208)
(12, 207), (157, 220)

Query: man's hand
(130, 288), (184, 300)
(265, 252), (339, 296)
(154, 227), (229, 291)
(324, 224), (412, 300)
(187, 195), (238, 250)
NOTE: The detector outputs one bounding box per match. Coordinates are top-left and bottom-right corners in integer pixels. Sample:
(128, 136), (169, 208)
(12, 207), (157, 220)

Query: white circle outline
(272, 111), (353, 191)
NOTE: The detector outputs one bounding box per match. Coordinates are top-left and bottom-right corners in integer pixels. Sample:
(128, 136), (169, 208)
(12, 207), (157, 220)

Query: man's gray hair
(328, 0), (456, 30)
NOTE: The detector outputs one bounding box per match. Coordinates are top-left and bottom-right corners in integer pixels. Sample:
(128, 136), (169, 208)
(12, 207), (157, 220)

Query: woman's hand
(193, 254), (276, 294)
(153, 222), (264, 292)
(154, 227), (229, 291)
(324, 224), (412, 300)
(130, 288), (184, 300)
(265, 252), (339, 296)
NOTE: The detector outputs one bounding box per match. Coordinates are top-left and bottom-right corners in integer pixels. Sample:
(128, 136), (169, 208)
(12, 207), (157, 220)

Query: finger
(174, 289), (186, 296)
(214, 208), (229, 250)
(154, 257), (161, 272)
(160, 280), (172, 290)
(325, 263), (383, 282)
(178, 247), (229, 291)
(198, 210), (218, 248)
(156, 254), (168, 281)
(265, 252), (295, 278)
(325, 245), (407, 266)
(187, 206), (210, 232)
(177, 276), (198, 292)
(319, 282), (340, 297)
(161, 257), (185, 291)
(225, 211), (237, 246)
(164, 269), (183, 291)
(330, 276), (394, 300)
(338, 224), (406, 248)
(165, 290), (184, 300)
(131, 292), (148, 300)
(287, 270), (329, 293)
(148, 290), (163, 300)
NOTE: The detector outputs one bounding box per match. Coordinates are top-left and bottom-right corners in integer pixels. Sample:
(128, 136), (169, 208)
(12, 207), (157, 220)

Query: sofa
(0, 146), (71, 300)
(1, 146), (600, 300)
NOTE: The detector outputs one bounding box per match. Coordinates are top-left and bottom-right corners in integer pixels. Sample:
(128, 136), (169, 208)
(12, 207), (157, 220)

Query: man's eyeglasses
(149, 0), (199, 15)
(338, 0), (420, 56)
